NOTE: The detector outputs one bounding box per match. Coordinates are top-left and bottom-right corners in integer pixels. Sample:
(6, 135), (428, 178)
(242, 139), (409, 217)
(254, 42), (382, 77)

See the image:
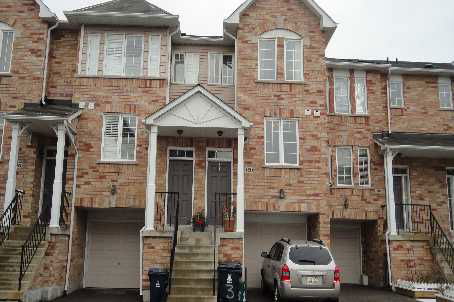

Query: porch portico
(144, 85), (252, 232)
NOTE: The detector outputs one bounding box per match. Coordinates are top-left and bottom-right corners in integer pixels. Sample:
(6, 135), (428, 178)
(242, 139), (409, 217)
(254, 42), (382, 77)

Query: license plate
(303, 276), (323, 286)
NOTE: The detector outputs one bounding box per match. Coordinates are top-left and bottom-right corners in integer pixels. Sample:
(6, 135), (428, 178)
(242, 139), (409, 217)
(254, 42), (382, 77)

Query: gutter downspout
(385, 230), (394, 290)
(42, 21), (60, 103)
(386, 68), (392, 134)
(139, 226), (145, 298)
(224, 30), (238, 110)
(166, 27), (180, 103)
(383, 145), (394, 290)
(63, 120), (79, 294)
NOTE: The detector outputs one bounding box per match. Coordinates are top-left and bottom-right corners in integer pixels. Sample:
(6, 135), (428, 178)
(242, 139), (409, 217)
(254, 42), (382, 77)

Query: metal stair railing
(0, 190), (24, 247)
(430, 210), (454, 273)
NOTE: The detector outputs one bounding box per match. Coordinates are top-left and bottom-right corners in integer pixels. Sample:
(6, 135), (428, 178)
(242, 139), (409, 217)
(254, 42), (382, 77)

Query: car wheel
(273, 283), (281, 302)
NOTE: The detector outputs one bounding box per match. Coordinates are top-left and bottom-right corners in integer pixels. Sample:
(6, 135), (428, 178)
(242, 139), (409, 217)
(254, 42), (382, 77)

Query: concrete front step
(0, 246), (46, 256)
(0, 272), (33, 282)
(176, 245), (214, 254)
(172, 277), (215, 287)
(167, 295), (216, 302)
(172, 268), (215, 279)
(175, 251), (214, 261)
(171, 285), (214, 296)
(0, 281), (27, 291)
(0, 262), (37, 273)
(174, 259), (214, 270)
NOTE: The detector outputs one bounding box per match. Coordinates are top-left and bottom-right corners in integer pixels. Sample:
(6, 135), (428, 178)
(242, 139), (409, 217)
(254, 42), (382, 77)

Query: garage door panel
(85, 221), (142, 289)
(331, 225), (361, 285)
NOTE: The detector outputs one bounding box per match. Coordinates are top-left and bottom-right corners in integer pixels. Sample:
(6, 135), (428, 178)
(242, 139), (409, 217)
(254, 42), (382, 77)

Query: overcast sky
(44, 0), (454, 63)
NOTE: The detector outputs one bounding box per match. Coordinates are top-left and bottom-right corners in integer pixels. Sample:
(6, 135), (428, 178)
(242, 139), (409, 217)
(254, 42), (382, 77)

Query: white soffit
(35, 0), (58, 21)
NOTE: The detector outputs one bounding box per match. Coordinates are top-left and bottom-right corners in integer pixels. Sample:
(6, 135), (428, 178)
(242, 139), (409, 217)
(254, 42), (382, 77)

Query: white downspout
(63, 121), (79, 294)
(385, 231), (394, 290)
(139, 227), (145, 297)
(41, 21), (60, 103)
(166, 27), (180, 103)
(386, 69), (392, 134)
(224, 30), (238, 110)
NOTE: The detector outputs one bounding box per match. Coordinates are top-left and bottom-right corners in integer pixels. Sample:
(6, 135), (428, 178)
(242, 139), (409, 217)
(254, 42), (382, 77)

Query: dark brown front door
(207, 161), (232, 225)
(167, 160), (193, 225)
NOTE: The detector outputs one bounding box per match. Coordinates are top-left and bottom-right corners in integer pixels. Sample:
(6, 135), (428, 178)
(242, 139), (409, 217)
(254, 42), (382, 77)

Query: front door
(207, 161), (232, 225)
(41, 150), (67, 222)
(393, 167), (410, 231)
(167, 160), (193, 225)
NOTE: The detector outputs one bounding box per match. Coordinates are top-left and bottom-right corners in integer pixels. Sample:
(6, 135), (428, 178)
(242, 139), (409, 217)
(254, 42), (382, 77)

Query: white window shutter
(208, 53), (222, 84)
(149, 35), (161, 77)
(86, 34), (100, 76)
(125, 35), (143, 77)
(184, 53), (199, 84)
(104, 33), (124, 76)
(0, 31), (14, 73)
(103, 115), (120, 160)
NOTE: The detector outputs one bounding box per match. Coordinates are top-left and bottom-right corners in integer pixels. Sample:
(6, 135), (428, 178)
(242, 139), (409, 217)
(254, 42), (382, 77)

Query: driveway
(53, 289), (138, 302)
(248, 285), (419, 302)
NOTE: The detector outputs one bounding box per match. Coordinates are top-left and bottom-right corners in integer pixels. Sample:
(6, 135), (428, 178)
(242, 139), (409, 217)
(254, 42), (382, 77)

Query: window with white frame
(208, 53), (234, 85)
(258, 39), (276, 80)
(336, 147), (353, 186)
(334, 70), (350, 114)
(447, 169), (454, 230)
(102, 114), (137, 161)
(355, 71), (368, 114)
(285, 39), (303, 81)
(358, 148), (370, 186)
(439, 77), (453, 109)
(148, 35), (161, 77)
(173, 52), (200, 84)
(0, 115), (5, 159)
(86, 33), (100, 76)
(0, 23), (15, 73)
(389, 75), (404, 107)
(265, 119), (298, 166)
(104, 33), (144, 77)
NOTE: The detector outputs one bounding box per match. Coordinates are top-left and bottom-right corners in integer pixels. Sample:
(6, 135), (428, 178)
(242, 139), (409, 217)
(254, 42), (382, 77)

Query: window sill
(206, 83), (235, 87)
(263, 165), (301, 169)
(330, 185), (374, 190)
(390, 106), (405, 109)
(76, 74), (167, 80)
(439, 108), (454, 111)
(0, 73), (13, 77)
(97, 160), (137, 165)
(328, 113), (369, 117)
(255, 80), (305, 85)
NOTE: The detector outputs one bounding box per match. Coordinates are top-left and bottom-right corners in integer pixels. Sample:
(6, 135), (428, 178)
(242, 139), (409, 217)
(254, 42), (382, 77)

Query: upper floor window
(334, 70), (350, 114)
(258, 39), (276, 80)
(0, 23), (15, 73)
(148, 35), (161, 77)
(285, 40), (303, 81)
(389, 75), (404, 108)
(104, 33), (144, 77)
(439, 77), (453, 109)
(336, 147), (353, 186)
(355, 71), (368, 114)
(102, 114), (137, 161)
(173, 52), (199, 84)
(86, 33), (101, 76)
(208, 53), (234, 85)
(265, 119), (298, 166)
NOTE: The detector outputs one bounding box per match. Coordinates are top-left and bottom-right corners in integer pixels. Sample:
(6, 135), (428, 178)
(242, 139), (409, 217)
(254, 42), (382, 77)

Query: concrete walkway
(53, 289), (138, 302)
(248, 285), (418, 302)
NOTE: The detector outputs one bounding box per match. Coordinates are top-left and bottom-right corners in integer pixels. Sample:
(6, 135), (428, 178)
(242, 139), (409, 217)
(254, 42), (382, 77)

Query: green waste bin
(217, 262), (242, 302)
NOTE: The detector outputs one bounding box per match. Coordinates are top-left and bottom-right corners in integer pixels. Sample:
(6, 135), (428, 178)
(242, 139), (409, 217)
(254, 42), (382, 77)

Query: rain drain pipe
(42, 21), (60, 103)
(139, 226), (145, 298)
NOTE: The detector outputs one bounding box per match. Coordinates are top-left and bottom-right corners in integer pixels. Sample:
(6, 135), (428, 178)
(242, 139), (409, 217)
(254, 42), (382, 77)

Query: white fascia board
(326, 61), (391, 71)
(4, 115), (67, 122)
(145, 86), (252, 128)
(35, 0), (58, 21)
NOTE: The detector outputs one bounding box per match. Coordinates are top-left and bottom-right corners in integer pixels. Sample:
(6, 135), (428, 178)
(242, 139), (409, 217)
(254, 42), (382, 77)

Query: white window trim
(172, 52), (185, 84)
(358, 148), (371, 187)
(336, 147), (353, 187)
(439, 77), (453, 109)
(100, 113), (138, 162)
(0, 29), (15, 74)
(208, 52), (235, 86)
(389, 75), (405, 108)
(258, 38), (277, 81)
(284, 39), (304, 82)
(0, 115), (5, 159)
(103, 32), (145, 77)
(264, 118), (299, 167)
(334, 70), (351, 114)
(354, 71), (368, 115)
(148, 34), (161, 77)
(446, 168), (454, 231)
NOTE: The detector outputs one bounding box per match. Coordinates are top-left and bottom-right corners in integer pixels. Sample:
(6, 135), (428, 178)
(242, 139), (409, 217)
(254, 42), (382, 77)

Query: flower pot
(223, 219), (235, 232)
(193, 223), (205, 232)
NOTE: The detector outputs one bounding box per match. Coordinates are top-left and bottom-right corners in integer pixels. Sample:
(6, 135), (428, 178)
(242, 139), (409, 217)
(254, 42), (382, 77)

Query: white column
(4, 123), (21, 210)
(49, 124), (66, 228)
(384, 148), (397, 235)
(236, 128), (245, 233)
(145, 126), (158, 231)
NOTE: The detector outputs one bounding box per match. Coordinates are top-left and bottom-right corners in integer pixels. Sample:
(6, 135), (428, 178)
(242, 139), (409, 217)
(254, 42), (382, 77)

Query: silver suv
(261, 238), (340, 301)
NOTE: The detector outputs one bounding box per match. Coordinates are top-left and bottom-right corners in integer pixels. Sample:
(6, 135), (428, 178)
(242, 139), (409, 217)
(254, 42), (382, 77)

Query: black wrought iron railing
(60, 191), (72, 228)
(19, 205), (51, 290)
(156, 192), (179, 296)
(395, 203), (454, 274)
(0, 189), (24, 247)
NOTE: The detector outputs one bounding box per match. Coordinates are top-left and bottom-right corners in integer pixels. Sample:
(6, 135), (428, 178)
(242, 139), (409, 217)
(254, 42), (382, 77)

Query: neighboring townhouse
(0, 0), (453, 301)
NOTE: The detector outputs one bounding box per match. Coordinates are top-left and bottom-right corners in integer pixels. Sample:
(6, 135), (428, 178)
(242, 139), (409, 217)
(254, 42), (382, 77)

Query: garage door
(85, 221), (142, 288)
(245, 214), (307, 288)
(331, 224), (361, 284)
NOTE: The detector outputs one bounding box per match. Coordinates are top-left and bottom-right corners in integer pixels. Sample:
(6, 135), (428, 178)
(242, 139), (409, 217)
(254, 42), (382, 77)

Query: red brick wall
(142, 236), (171, 290)
(218, 238), (243, 264)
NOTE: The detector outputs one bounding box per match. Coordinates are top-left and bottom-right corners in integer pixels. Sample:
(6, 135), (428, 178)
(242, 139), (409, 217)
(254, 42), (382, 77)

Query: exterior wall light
(279, 189), (286, 199)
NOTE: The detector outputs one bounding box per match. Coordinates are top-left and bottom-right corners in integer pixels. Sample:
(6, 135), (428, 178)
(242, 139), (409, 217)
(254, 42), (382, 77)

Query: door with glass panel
(393, 167), (411, 231)
(447, 170), (454, 230)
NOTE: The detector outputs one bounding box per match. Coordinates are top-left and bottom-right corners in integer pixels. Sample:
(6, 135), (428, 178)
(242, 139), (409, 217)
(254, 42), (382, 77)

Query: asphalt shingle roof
(327, 58), (454, 70)
(9, 100), (80, 118)
(373, 132), (454, 148)
(69, 0), (173, 16)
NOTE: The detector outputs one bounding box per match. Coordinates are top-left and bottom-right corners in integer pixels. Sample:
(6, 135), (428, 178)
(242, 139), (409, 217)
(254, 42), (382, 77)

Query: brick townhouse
(0, 0), (453, 301)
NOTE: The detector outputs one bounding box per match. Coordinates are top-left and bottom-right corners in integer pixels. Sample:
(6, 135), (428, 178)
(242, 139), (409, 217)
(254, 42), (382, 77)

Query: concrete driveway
(248, 285), (418, 302)
(53, 289), (138, 302)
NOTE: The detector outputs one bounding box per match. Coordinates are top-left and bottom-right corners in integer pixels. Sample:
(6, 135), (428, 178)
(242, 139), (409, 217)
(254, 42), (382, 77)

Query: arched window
(0, 22), (15, 73)
(258, 29), (303, 81)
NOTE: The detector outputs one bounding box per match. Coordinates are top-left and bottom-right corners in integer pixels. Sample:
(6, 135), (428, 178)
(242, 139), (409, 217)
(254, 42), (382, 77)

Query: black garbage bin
(148, 268), (169, 302)
(217, 262), (242, 302)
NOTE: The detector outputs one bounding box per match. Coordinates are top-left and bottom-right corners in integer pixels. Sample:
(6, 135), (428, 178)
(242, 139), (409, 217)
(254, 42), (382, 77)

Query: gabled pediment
(145, 85), (252, 129)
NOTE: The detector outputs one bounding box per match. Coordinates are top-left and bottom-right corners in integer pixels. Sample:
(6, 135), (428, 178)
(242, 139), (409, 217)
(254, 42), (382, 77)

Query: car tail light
(334, 266), (341, 283)
(280, 264), (291, 282)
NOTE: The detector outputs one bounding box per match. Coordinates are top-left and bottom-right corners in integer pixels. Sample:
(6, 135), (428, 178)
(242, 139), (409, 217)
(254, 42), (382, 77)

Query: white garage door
(85, 221), (142, 288)
(331, 224), (362, 284)
(245, 214), (307, 289)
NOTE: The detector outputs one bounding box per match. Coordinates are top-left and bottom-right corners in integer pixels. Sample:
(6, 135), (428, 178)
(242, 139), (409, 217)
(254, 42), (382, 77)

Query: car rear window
(289, 246), (332, 265)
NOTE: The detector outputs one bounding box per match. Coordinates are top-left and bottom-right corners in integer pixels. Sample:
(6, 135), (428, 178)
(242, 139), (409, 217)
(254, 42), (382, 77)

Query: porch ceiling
(374, 132), (454, 159)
